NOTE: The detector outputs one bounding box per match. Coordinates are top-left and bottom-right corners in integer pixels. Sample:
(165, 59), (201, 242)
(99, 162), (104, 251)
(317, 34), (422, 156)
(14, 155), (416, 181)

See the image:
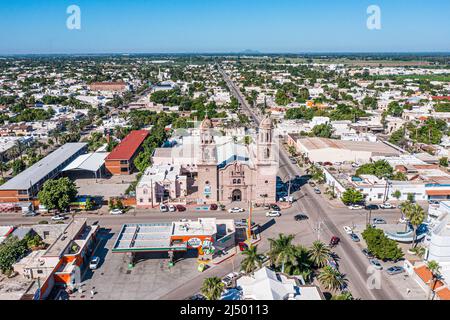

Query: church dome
(260, 116), (273, 129)
(200, 116), (213, 129)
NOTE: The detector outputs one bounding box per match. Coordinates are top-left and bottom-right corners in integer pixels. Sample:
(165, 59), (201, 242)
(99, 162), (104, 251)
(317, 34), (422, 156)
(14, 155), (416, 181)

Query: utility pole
(247, 200), (253, 241)
(150, 178), (154, 208)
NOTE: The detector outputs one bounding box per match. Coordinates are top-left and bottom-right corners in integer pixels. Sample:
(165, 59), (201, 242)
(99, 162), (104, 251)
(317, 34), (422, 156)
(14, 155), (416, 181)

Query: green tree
(341, 188), (364, 205)
(392, 172), (408, 181)
(283, 245), (313, 281)
(268, 234), (296, 273)
(311, 123), (333, 138)
(240, 245), (264, 275)
(85, 197), (94, 211)
(361, 226), (404, 261)
(356, 160), (393, 179)
(0, 236), (28, 274)
(37, 177), (78, 213)
(404, 203), (426, 248)
(439, 157), (448, 167)
(200, 277), (224, 300)
(392, 190), (402, 201)
(331, 292), (354, 300)
(12, 159), (26, 176)
(318, 266), (348, 292)
(386, 101), (403, 117)
(308, 241), (331, 268)
(426, 260), (441, 300)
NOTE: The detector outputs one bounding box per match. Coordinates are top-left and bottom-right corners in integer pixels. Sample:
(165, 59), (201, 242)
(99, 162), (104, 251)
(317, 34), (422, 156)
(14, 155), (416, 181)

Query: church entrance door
(232, 189), (242, 202)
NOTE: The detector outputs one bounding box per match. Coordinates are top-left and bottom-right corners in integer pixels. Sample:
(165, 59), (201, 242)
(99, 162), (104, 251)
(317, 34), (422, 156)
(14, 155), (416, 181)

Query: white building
(295, 137), (401, 164)
(135, 164), (187, 208)
(236, 267), (324, 300)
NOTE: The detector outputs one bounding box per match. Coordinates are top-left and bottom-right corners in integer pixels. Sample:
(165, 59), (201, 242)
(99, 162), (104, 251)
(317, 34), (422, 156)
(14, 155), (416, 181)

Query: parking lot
(70, 227), (204, 300)
(74, 173), (137, 199)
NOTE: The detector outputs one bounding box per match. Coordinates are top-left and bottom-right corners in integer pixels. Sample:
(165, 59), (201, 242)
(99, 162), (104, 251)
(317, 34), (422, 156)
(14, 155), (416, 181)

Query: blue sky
(0, 0), (449, 54)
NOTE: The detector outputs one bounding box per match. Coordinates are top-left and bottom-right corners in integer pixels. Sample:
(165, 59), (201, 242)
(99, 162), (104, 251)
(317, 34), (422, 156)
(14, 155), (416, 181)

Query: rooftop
(298, 137), (400, 156)
(0, 143), (87, 191)
(105, 130), (149, 161)
(62, 152), (108, 173)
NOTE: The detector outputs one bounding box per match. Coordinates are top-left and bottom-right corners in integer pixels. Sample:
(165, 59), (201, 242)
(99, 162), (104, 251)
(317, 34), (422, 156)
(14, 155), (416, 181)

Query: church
(147, 115), (278, 206)
(196, 115), (277, 205)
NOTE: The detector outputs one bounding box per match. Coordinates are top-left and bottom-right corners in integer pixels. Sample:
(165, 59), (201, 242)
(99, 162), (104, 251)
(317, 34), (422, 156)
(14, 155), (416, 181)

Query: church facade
(196, 116), (277, 205)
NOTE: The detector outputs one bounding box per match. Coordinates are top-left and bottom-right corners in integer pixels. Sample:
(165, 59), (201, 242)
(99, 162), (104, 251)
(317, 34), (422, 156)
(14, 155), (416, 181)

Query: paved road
(219, 66), (403, 300)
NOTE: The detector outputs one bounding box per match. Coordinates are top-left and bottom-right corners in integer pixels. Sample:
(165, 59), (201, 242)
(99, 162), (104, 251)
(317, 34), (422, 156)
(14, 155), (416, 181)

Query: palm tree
(308, 241), (331, 268)
(404, 203), (426, 248)
(268, 234), (296, 273)
(284, 245), (313, 282)
(200, 277), (224, 300)
(318, 266), (348, 292)
(240, 245), (264, 275)
(331, 291), (354, 300)
(427, 260), (441, 300)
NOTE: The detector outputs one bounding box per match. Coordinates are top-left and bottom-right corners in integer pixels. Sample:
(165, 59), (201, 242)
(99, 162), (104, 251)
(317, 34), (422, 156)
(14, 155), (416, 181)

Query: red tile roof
(106, 130), (149, 161)
(437, 287), (450, 300)
(414, 265), (445, 290)
(432, 96), (450, 101)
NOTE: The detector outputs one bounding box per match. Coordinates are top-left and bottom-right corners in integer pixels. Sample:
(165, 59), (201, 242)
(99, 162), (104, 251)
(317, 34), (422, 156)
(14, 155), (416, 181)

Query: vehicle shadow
(81, 228), (114, 282)
(258, 218), (276, 234)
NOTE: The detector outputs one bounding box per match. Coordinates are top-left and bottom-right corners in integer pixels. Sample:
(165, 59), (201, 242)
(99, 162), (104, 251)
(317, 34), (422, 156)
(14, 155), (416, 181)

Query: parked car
(290, 158), (297, 164)
(428, 200), (440, 206)
(168, 205), (177, 212)
(308, 181), (316, 187)
(266, 211), (281, 217)
(348, 204), (364, 210)
(369, 259), (383, 270)
(22, 211), (38, 217)
(350, 233), (360, 242)
(365, 204), (379, 210)
(228, 207), (245, 213)
(386, 266), (405, 275)
(343, 226), (353, 234)
(294, 214), (309, 221)
(210, 204), (218, 211)
(188, 294), (206, 300)
(51, 215), (66, 221)
(89, 256), (100, 270)
(221, 272), (239, 286)
(176, 205), (186, 212)
(160, 204), (168, 212)
(270, 204), (281, 211)
(313, 187), (321, 194)
(362, 248), (374, 259)
(372, 218), (387, 225)
(380, 203), (395, 209)
(109, 209), (124, 215)
(235, 219), (255, 228)
(280, 196), (294, 203)
(323, 162), (333, 166)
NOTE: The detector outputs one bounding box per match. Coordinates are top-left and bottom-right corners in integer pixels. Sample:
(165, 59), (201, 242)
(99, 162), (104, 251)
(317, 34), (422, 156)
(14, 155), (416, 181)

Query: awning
(62, 152), (108, 173)
(426, 190), (450, 196)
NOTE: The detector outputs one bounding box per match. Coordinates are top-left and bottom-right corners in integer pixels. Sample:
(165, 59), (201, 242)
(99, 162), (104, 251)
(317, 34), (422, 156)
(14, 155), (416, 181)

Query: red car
(329, 236), (340, 247)
(209, 204), (218, 211)
(176, 205), (186, 212)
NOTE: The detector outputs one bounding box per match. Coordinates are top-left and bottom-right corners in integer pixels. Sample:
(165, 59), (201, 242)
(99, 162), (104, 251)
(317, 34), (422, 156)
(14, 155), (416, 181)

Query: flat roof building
(105, 130), (149, 175)
(294, 137), (401, 164)
(112, 218), (235, 255)
(0, 143), (87, 203)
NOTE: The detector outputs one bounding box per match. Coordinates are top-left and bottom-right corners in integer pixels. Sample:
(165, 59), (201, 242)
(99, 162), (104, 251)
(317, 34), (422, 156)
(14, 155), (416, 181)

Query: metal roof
(0, 143), (87, 191)
(62, 152), (108, 173)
